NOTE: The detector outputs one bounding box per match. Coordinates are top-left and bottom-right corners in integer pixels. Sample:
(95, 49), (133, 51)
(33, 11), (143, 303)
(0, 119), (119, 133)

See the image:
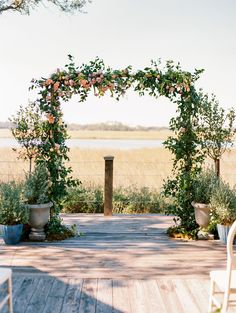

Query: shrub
(192, 169), (219, 203)
(62, 185), (169, 214)
(113, 186), (165, 214)
(210, 182), (236, 225)
(0, 181), (28, 225)
(24, 163), (51, 204)
(61, 186), (103, 213)
(45, 216), (78, 241)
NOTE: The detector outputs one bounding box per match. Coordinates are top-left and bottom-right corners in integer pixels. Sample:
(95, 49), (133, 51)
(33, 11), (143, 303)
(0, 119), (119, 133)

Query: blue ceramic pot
(2, 224), (23, 245)
(217, 224), (236, 245)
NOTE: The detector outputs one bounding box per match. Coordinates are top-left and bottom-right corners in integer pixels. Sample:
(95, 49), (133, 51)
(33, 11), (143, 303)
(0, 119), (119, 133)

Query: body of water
(1, 138), (236, 150)
(0, 138), (164, 149)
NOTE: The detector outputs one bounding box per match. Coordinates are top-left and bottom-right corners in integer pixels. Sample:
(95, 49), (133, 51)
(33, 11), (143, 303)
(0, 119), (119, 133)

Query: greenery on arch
(30, 55), (205, 231)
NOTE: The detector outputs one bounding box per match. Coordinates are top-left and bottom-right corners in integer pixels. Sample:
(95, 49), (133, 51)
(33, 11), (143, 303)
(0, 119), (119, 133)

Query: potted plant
(24, 163), (53, 241)
(191, 169), (219, 228)
(0, 181), (28, 244)
(210, 181), (236, 244)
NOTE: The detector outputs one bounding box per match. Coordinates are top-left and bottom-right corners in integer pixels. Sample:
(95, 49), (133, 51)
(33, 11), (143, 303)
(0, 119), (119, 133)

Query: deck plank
(112, 280), (132, 313)
(13, 277), (41, 313)
(96, 279), (113, 313)
(42, 278), (69, 313)
(128, 280), (148, 313)
(60, 278), (82, 313)
(141, 279), (167, 313)
(24, 277), (54, 313)
(78, 279), (97, 313)
(156, 279), (185, 313)
(172, 279), (202, 313)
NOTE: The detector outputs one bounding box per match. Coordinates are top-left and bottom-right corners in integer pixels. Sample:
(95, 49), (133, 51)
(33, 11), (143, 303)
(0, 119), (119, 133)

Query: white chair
(209, 220), (236, 313)
(0, 268), (13, 313)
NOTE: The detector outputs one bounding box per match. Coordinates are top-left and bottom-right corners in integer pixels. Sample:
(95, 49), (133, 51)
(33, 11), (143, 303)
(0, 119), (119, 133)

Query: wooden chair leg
(7, 276), (13, 313)
(208, 279), (215, 313)
(222, 289), (230, 313)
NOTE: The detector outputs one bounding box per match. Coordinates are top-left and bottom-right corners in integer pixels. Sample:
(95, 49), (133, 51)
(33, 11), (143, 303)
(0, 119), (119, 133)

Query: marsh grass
(0, 147), (235, 189)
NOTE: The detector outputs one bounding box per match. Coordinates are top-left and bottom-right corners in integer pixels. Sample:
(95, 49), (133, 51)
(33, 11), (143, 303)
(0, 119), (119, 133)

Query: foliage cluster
(45, 216), (78, 241)
(197, 93), (236, 176)
(210, 181), (236, 226)
(24, 163), (51, 204)
(61, 185), (171, 214)
(192, 169), (219, 204)
(0, 181), (28, 225)
(61, 185), (103, 213)
(10, 102), (45, 172)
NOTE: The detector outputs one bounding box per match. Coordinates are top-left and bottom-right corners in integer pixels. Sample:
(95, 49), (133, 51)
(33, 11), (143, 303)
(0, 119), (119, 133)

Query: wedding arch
(30, 56), (204, 231)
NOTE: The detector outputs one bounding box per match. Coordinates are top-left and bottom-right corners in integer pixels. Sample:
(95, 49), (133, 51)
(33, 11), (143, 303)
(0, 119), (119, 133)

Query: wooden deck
(0, 214), (234, 312)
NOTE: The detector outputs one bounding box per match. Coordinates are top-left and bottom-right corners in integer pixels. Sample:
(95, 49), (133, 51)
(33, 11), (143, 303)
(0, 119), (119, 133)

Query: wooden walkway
(0, 214), (234, 312)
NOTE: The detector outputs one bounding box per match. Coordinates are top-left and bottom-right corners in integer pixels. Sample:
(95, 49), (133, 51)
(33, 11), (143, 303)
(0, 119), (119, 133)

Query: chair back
(227, 220), (236, 269)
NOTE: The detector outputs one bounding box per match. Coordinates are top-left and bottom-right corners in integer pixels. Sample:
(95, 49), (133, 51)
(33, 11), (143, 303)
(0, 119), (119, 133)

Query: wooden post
(214, 158), (220, 177)
(104, 156), (114, 216)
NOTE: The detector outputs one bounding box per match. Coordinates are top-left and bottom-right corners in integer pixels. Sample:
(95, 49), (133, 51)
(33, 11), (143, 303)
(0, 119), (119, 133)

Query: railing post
(104, 156), (114, 216)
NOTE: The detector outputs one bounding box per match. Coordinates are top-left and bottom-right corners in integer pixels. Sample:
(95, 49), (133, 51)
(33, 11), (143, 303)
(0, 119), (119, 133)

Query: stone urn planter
(28, 202), (53, 241)
(191, 202), (211, 228)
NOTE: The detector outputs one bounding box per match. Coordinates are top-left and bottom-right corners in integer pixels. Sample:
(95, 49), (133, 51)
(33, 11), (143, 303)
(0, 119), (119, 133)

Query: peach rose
(45, 79), (54, 86)
(46, 114), (55, 124)
(79, 79), (88, 87)
(53, 82), (60, 91)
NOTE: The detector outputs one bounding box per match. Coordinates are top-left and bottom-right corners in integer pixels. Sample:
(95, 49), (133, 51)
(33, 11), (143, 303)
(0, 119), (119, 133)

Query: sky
(0, 0), (236, 126)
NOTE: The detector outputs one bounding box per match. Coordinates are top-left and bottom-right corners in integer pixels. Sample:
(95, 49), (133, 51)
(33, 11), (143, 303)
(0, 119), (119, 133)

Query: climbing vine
(30, 56), (205, 230)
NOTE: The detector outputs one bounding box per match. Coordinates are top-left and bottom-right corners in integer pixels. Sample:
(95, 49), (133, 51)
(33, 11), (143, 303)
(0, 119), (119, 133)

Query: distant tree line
(1, 120), (168, 131)
(68, 121), (168, 131)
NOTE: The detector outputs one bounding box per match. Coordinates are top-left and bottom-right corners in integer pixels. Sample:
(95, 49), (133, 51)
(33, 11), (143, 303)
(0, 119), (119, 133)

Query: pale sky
(0, 0), (236, 126)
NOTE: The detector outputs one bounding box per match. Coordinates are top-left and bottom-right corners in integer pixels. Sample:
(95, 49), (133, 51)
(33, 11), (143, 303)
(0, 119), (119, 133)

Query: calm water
(1, 138), (236, 150)
(0, 138), (164, 149)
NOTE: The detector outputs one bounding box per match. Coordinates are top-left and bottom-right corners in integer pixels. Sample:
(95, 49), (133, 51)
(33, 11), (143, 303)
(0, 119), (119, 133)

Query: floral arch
(31, 56), (204, 231)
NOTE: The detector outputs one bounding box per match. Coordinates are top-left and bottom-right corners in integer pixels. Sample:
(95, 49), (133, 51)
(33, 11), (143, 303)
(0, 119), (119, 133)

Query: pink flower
(55, 143), (60, 151)
(46, 114), (55, 124)
(79, 79), (88, 87)
(45, 79), (54, 86)
(179, 127), (187, 133)
(69, 79), (74, 87)
(53, 82), (60, 92)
